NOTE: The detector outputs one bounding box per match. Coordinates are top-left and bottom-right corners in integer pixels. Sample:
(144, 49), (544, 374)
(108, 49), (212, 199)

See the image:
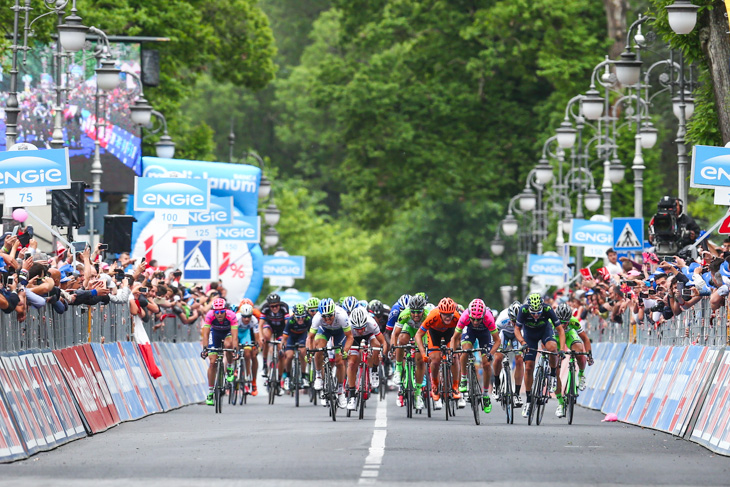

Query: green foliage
(270, 179), (380, 299)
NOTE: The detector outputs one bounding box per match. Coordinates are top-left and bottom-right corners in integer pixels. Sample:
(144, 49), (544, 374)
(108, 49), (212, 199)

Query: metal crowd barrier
(0, 302), (202, 353)
(585, 297), (729, 347)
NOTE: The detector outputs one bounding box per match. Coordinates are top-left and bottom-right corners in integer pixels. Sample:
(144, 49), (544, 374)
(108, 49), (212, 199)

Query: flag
(596, 267), (611, 281)
(580, 268), (593, 280)
(133, 314), (162, 379)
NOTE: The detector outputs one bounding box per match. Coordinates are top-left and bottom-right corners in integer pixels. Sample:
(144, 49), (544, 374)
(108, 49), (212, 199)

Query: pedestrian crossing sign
(613, 217), (644, 251)
(181, 240), (217, 281)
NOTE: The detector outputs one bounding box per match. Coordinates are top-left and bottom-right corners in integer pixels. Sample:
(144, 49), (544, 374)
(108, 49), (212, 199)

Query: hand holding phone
(139, 287), (149, 293)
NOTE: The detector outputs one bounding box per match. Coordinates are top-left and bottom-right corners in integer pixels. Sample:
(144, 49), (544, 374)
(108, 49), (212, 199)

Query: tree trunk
(603, 0), (628, 58)
(700, 2), (730, 144)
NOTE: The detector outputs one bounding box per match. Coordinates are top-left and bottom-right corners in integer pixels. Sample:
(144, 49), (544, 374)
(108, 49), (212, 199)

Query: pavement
(1, 382), (728, 486)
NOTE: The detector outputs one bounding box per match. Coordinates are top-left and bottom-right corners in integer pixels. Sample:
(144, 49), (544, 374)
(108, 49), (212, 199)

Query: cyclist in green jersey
(553, 302), (593, 418)
(391, 294), (428, 409)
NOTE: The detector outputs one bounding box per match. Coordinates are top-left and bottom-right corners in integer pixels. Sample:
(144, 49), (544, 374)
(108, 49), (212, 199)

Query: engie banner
(129, 157), (263, 302)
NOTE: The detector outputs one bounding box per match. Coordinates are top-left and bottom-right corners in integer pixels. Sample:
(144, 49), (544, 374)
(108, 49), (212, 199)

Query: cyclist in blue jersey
(492, 301), (524, 408)
(514, 293), (565, 419)
(281, 304), (312, 390)
(236, 304), (260, 396)
(385, 294), (411, 337)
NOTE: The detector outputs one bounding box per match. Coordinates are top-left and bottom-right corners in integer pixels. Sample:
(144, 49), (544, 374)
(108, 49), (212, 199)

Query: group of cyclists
(200, 290), (594, 419)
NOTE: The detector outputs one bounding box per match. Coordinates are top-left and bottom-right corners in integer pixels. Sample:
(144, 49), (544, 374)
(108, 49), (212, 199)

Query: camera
(651, 301), (665, 312)
(651, 196), (694, 258)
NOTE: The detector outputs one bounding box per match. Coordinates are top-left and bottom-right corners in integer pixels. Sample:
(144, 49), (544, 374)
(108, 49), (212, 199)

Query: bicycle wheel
(214, 360), (223, 414)
(293, 357), (301, 408)
(528, 366), (541, 425)
(469, 365), (480, 426)
(405, 363), (413, 419)
(536, 368), (548, 425)
(378, 363), (387, 401)
(504, 367), (514, 424)
(440, 363), (449, 421)
(359, 364), (367, 420)
(567, 366), (576, 425)
(424, 369), (432, 418)
(328, 372), (338, 422)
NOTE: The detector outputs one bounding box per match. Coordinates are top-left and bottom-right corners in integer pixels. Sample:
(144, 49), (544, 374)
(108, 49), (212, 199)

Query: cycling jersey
(310, 307), (351, 333)
(370, 310), (390, 333)
(203, 309), (238, 331)
(283, 314), (313, 336)
(515, 305), (559, 329)
(260, 302), (290, 331)
(494, 308), (513, 332)
(385, 302), (406, 332)
(420, 308), (461, 333)
(555, 316), (584, 349)
(236, 314), (259, 344)
(395, 307), (425, 337)
(352, 315), (381, 339)
(455, 308), (497, 333)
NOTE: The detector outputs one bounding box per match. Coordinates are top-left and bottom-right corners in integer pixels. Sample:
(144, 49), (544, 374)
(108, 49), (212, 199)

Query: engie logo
(527, 255), (563, 277)
(691, 145), (730, 188)
(0, 148), (70, 190)
(180, 196), (234, 227)
(263, 256), (306, 279)
(134, 176), (210, 211)
(216, 216), (260, 242)
(142, 163), (258, 194)
(569, 219), (613, 246)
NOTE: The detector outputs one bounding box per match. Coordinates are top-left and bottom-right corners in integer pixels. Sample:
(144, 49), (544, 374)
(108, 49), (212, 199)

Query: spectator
(605, 248), (623, 281)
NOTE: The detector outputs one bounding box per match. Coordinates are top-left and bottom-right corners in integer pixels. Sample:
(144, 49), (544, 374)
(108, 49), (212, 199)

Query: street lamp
(615, 50), (642, 86)
(534, 158), (554, 185)
(490, 237), (505, 257)
(584, 188), (601, 212)
(264, 227), (279, 250)
(518, 188), (537, 212)
(609, 157), (625, 184)
(639, 122), (658, 149)
(501, 213), (518, 237)
(263, 203), (281, 227)
(130, 97), (153, 126)
(56, 3), (89, 52)
(581, 88), (604, 120)
(672, 92), (695, 120)
(555, 120), (577, 149)
(666, 1), (700, 35)
(95, 58), (121, 91)
(147, 110), (176, 159)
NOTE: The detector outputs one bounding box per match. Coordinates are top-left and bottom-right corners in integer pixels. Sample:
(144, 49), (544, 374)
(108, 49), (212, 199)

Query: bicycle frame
(453, 347), (488, 426)
(393, 343), (418, 418)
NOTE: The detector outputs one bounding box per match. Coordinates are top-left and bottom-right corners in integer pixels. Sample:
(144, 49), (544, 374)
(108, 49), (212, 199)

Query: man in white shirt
(605, 248), (623, 282)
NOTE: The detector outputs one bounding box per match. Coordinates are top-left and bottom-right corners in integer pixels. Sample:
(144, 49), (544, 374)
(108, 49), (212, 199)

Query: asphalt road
(1, 383), (728, 486)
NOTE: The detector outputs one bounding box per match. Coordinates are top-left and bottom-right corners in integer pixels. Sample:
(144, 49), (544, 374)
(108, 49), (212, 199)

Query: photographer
(649, 196), (701, 255)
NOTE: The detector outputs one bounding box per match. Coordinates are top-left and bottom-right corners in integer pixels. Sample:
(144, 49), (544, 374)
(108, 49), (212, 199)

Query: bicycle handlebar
(452, 347), (490, 355)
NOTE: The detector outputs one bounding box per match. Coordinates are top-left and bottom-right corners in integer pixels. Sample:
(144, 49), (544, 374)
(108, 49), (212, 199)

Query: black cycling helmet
(367, 299), (384, 315)
(408, 294), (426, 311)
(266, 293), (281, 305)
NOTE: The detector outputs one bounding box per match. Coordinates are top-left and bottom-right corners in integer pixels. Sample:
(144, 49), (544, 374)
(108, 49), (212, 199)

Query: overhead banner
(133, 176), (210, 212)
(0, 147), (70, 208)
(130, 157), (263, 302)
(569, 219), (613, 258)
(691, 145), (730, 189)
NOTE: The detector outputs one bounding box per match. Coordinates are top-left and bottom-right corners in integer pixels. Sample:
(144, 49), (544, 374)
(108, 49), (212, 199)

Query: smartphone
(648, 289), (657, 295)
(7, 275), (15, 285)
(639, 292), (648, 299)
(173, 270), (182, 277)
(664, 256), (676, 263)
(624, 280), (638, 287)
(99, 243), (108, 251)
(114, 269), (125, 280)
(11, 225), (19, 236)
(70, 241), (88, 253)
(139, 287), (149, 293)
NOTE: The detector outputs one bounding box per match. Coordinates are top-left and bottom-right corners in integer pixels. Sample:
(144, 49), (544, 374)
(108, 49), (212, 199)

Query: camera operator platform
(649, 196), (701, 258)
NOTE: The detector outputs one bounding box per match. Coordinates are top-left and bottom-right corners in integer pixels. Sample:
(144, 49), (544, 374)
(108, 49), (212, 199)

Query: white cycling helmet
(349, 307), (369, 330)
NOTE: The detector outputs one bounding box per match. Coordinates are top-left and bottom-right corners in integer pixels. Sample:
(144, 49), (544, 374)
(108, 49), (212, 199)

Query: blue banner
(569, 219), (613, 246)
(217, 216), (260, 242)
(263, 255), (306, 278)
(0, 148), (70, 190)
(186, 196), (234, 227)
(526, 254), (564, 277)
(133, 176), (210, 212)
(691, 145), (730, 188)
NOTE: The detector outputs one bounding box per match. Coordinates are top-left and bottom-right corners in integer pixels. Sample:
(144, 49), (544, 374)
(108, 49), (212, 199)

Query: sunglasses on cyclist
(411, 309), (424, 314)
(469, 316), (482, 322)
(322, 313), (335, 319)
(214, 310), (226, 315)
(241, 314), (252, 319)
(440, 313), (454, 320)
(270, 303), (280, 308)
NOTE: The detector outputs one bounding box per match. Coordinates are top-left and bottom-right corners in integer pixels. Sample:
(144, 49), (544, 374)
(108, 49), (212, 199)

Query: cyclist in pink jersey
(452, 299), (501, 412)
(200, 298), (239, 405)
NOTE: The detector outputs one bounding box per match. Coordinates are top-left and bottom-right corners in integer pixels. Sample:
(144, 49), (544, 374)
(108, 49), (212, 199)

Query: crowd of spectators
(0, 231), (226, 328)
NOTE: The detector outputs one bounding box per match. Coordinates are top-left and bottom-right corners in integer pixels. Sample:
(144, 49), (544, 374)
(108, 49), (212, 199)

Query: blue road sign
(0, 148), (70, 190)
(134, 176), (210, 212)
(183, 240), (213, 281)
(690, 145), (730, 188)
(263, 255), (306, 279)
(613, 217), (644, 251)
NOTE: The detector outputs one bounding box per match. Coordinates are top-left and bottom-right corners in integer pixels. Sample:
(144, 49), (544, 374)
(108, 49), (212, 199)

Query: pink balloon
(12, 208), (28, 223)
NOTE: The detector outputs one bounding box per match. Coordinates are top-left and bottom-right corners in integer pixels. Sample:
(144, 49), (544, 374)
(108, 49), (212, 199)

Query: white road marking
(359, 398), (388, 484)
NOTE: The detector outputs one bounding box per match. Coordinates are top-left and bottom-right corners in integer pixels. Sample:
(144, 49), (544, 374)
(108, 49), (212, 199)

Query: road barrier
(0, 301), (208, 463)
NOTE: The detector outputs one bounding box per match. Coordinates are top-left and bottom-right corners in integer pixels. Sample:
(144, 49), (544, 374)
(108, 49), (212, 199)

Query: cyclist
(514, 293), (565, 419)
(453, 299), (501, 413)
(307, 298), (354, 409)
(237, 297), (263, 319)
(281, 303), (312, 390)
(493, 301), (524, 408)
(385, 294), (411, 338)
(367, 299), (390, 334)
(391, 293), (428, 409)
(305, 297), (320, 318)
(553, 302), (593, 417)
(342, 295), (360, 316)
(415, 297), (462, 410)
(200, 298), (239, 406)
(259, 293), (290, 378)
(346, 307), (388, 410)
(236, 303), (260, 396)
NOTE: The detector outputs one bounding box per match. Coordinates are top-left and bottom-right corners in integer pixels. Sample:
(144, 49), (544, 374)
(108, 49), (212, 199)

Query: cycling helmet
(349, 307), (369, 330)
(555, 303), (572, 322)
(342, 296), (360, 314)
(239, 298), (254, 307)
(409, 294), (426, 311)
(359, 299), (369, 308)
(212, 298), (227, 311)
(425, 303), (436, 313)
(456, 304), (465, 314)
(367, 299), (384, 315)
(437, 297), (457, 314)
(318, 298), (335, 315)
(293, 303), (307, 318)
(239, 304), (253, 317)
(305, 297), (320, 310)
(508, 301), (521, 321)
(266, 293), (281, 305)
(527, 293), (543, 314)
(397, 294), (411, 309)
(415, 291), (429, 302)
(468, 298), (486, 319)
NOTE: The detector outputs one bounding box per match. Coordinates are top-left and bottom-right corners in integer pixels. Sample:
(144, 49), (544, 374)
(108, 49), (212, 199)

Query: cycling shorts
(426, 328), (455, 353)
(208, 329), (232, 353)
(555, 329), (581, 350)
(314, 327), (347, 349)
(521, 324), (556, 362)
(263, 322), (286, 337)
(461, 327), (493, 349)
(285, 332), (307, 351)
(499, 330), (522, 354)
